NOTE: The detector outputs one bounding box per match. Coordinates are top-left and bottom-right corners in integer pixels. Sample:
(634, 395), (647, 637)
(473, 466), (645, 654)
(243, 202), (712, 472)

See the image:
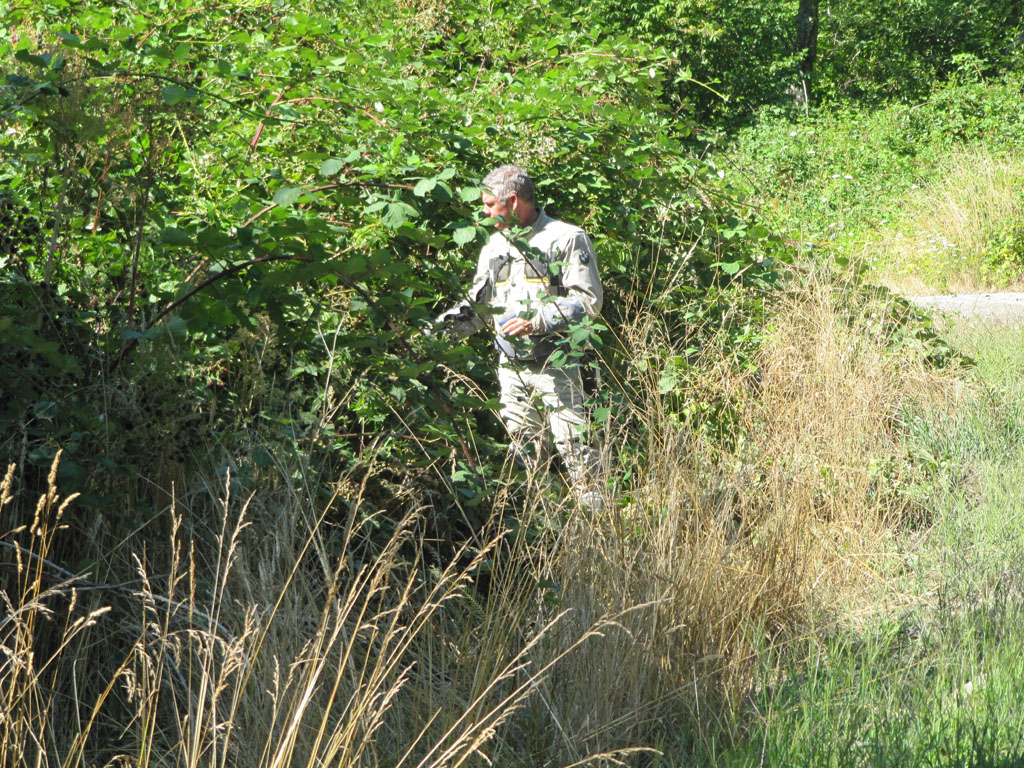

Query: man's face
(481, 191), (515, 229)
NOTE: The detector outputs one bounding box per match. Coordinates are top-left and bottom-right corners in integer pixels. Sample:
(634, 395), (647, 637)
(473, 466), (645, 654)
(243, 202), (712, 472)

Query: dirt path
(907, 293), (1024, 323)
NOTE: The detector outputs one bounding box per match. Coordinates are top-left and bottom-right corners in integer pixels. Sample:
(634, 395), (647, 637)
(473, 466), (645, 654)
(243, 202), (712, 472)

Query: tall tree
(793, 0), (820, 105)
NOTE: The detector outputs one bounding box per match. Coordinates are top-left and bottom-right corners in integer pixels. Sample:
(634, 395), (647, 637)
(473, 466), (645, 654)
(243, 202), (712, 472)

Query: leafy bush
(568, 0), (1023, 124)
(0, 0), (784, 559)
(814, 0), (1023, 105)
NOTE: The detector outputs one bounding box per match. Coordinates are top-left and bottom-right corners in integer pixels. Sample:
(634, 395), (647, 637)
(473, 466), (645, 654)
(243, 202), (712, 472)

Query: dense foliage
(584, 0), (1023, 121)
(732, 71), (1024, 235)
(1, 0), (781, 547)
(5, 2), (1024, 766)
(3, 0), (1019, 551)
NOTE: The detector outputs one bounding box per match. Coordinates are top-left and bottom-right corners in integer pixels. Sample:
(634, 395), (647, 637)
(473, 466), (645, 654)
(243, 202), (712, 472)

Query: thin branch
(248, 90), (285, 155)
(111, 253), (309, 371)
(44, 143), (68, 284)
(90, 147), (112, 235)
(126, 119), (155, 329)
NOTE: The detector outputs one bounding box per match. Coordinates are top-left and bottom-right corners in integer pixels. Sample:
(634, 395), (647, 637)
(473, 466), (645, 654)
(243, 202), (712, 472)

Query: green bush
(0, 0), (785, 558)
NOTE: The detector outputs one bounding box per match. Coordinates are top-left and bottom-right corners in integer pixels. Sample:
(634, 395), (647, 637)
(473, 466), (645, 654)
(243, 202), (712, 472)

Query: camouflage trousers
(496, 360), (601, 502)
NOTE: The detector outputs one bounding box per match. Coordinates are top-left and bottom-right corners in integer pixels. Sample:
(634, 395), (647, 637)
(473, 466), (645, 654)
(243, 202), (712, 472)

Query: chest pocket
(523, 256), (550, 284)
(491, 243), (566, 296)
(529, 252), (568, 296)
(494, 256), (512, 284)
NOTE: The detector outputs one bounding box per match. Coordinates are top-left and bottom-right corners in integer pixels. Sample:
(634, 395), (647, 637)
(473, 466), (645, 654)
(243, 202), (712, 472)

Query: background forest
(2, 0), (1024, 765)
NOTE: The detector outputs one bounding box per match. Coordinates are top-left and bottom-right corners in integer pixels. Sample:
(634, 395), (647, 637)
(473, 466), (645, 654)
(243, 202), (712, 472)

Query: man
(437, 165), (604, 510)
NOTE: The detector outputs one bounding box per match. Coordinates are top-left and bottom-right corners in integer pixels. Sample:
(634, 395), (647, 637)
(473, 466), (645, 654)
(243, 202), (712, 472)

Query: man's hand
(500, 316), (534, 338)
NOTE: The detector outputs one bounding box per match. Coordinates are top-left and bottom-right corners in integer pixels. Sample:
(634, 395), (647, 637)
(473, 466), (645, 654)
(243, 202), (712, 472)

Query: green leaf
(273, 186), (304, 207)
(452, 225), (477, 246)
(382, 202), (418, 229)
(397, 361), (434, 378)
(718, 261), (742, 275)
(413, 177), (437, 197)
(197, 227), (234, 247)
(159, 227), (193, 246)
(252, 446), (273, 468)
(332, 253), (367, 277)
(15, 49), (50, 68)
(459, 186), (482, 203)
(432, 181), (453, 202)
(236, 226), (253, 246)
(320, 158), (344, 177)
(33, 400), (58, 419)
(161, 84), (188, 105)
(165, 316), (188, 340)
(549, 351), (568, 367)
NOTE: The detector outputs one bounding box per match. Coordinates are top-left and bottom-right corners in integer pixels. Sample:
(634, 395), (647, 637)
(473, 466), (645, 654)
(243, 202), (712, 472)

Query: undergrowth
(709, 319), (1024, 768)
(859, 147), (1024, 293)
(1, 268), (962, 766)
(730, 73), (1024, 293)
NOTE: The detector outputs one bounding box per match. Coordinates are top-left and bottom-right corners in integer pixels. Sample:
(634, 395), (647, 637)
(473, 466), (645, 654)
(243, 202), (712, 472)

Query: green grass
(699, 320), (1024, 768)
(729, 74), (1024, 294)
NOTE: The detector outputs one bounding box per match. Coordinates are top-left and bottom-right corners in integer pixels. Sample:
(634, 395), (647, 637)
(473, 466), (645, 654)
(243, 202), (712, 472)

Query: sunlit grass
(703, 319), (1024, 767)
(859, 147), (1024, 294)
(6, 276), (1021, 767)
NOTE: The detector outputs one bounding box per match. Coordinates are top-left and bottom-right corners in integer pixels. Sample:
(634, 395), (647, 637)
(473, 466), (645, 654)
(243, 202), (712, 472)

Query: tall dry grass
(862, 147), (1024, 294)
(2, 456), (548, 767)
(509, 268), (949, 761)
(1, 272), (950, 766)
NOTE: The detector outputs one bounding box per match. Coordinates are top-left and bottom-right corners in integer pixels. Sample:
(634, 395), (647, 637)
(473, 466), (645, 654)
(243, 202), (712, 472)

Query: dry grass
(0, 273), (952, 766)
(862, 147), (1024, 294)
(1, 455), (584, 767)
(509, 269), (951, 760)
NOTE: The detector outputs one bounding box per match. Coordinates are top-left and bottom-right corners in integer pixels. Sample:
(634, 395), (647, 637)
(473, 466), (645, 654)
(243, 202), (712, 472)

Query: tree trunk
(794, 0), (820, 105)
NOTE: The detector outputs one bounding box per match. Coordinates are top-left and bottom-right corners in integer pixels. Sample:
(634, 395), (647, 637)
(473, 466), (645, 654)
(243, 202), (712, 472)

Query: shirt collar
(527, 208), (549, 237)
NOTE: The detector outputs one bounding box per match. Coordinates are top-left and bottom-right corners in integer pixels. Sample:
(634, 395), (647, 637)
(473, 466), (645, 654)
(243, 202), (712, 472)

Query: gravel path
(906, 292), (1024, 323)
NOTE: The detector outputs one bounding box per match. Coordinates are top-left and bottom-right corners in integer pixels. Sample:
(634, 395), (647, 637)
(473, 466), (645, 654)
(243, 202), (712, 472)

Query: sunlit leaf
(413, 177), (436, 197)
(273, 186), (304, 207)
(382, 202), (419, 229)
(161, 84), (188, 105)
(320, 158), (344, 177)
(453, 225), (478, 246)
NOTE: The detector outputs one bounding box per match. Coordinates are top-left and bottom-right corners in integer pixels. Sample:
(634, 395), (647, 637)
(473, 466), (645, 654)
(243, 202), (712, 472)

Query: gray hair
(482, 165), (535, 206)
